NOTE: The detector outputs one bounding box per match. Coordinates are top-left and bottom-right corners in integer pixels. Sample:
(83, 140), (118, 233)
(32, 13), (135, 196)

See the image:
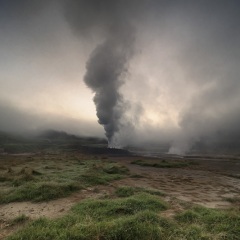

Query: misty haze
(1, 1), (240, 239)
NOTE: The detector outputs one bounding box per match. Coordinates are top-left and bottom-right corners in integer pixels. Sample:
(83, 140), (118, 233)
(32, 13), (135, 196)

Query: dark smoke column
(64, 1), (136, 147)
(84, 30), (134, 146)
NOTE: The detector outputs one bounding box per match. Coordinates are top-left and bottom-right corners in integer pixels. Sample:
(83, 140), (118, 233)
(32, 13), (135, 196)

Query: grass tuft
(72, 193), (168, 218)
(79, 163), (128, 186)
(10, 214), (29, 225)
(103, 164), (129, 174)
(0, 182), (80, 203)
(115, 186), (165, 198)
(115, 186), (135, 197)
(174, 206), (240, 239)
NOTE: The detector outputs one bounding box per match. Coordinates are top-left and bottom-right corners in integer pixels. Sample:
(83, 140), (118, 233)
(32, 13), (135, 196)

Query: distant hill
(0, 129), (107, 154)
(39, 130), (80, 140)
(38, 129), (107, 144)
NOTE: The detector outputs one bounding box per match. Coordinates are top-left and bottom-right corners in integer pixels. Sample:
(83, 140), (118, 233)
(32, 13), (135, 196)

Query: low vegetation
(7, 189), (240, 240)
(10, 214), (29, 225)
(0, 154), (129, 203)
(0, 182), (80, 203)
(115, 186), (165, 197)
(7, 192), (168, 240)
(225, 196), (240, 204)
(79, 162), (129, 186)
(174, 206), (240, 239)
(131, 159), (193, 168)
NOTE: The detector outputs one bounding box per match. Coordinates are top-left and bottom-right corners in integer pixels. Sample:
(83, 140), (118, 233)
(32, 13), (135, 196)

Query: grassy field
(0, 153), (129, 203)
(6, 188), (240, 240)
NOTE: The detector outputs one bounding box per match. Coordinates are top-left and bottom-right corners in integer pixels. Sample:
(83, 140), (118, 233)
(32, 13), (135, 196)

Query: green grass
(71, 193), (168, 217)
(6, 190), (240, 240)
(79, 163), (129, 186)
(0, 182), (80, 203)
(115, 186), (165, 197)
(115, 186), (135, 197)
(174, 206), (240, 239)
(80, 171), (122, 185)
(131, 159), (190, 168)
(7, 193), (169, 240)
(102, 164), (129, 174)
(0, 156), (129, 203)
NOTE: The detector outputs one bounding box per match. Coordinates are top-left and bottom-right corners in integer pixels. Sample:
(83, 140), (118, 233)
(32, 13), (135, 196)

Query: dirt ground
(1, 152), (240, 239)
(112, 155), (240, 208)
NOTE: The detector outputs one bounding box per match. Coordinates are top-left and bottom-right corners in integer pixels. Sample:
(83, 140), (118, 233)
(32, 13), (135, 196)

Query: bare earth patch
(112, 155), (240, 208)
(0, 185), (115, 221)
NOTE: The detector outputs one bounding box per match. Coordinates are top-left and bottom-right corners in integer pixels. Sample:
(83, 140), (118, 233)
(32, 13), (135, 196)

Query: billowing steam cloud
(65, 0), (139, 146)
(83, 27), (135, 146)
(64, 0), (240, 152)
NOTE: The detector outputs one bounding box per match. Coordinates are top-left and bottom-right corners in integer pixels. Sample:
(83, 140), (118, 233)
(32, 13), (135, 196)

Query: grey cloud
(0, 0), (51, 25)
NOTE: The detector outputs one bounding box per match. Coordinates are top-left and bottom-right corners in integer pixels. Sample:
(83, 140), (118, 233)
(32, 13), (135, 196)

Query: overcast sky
(0, 0), (240, 152)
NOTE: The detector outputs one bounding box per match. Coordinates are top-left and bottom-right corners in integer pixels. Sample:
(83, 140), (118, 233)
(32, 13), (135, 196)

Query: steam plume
(84, 31), (134, 145)
(65, 0), (136, 146)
